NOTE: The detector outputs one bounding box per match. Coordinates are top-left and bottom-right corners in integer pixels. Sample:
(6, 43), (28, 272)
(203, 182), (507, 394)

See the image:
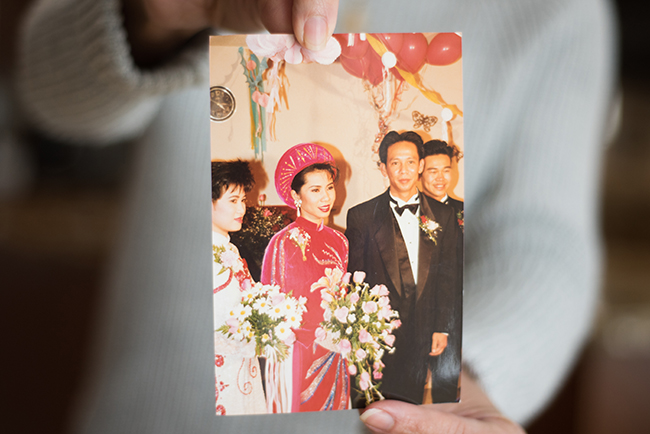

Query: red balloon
(339, 55), (365, 79)
(426, 33), (462, 66)
(373, 33), (404, 55)
(334, 33), (369, 59)
(397, 33), (428, 74)
(364, 49), (384, 86)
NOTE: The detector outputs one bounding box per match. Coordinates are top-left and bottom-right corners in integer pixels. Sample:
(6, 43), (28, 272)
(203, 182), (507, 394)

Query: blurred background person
(6, 1), (650, 434)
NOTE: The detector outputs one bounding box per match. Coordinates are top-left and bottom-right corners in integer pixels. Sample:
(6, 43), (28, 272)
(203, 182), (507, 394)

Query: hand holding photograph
(209, 32), (464, 415)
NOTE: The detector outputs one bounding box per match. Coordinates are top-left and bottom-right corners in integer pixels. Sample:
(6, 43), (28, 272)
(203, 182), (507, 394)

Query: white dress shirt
(389, 191), (420, 285)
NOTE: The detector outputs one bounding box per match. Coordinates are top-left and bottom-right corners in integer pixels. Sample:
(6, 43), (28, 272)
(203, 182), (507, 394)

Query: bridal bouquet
(217, 282), (307, 361)
(311, 269), (401, 403)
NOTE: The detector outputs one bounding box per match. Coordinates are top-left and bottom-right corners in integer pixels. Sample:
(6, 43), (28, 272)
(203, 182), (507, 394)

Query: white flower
(253, 298), (272, 314)
(241, 287), (258, 303)
(235, 305), (252, 321)
(274, 323), (293, 341)
(362, 314), (370, 323)
(268, 303), (285, 320)
(345, 326), (353, 335)
(347, 313), (357, 323)
(285, 311), (302, 328)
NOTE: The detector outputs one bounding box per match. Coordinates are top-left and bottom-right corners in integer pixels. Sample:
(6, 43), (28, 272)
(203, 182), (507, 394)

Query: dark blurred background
(1, 1), (649, 432)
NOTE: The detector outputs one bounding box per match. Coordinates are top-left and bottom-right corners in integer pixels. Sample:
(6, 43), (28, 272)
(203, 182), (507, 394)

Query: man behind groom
(346, 131), (461, 405)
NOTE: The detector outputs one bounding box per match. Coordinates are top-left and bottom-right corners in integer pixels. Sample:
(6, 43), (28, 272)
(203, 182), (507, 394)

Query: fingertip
(293, 0), (338, 51)
(360, 407), (395, 433)
(303, 15), (328, 50)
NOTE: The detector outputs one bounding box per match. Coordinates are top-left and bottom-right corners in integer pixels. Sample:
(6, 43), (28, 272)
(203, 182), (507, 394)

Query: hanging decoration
(241, 35), (342, 160)
(238, 48), (268, 160)
(335, 32), (463, 159)
(412, 111), (437, 132)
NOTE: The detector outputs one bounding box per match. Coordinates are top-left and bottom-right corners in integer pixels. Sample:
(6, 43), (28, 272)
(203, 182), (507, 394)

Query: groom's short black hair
(211, 160), (254, 201)
(378, 131), (424, 164)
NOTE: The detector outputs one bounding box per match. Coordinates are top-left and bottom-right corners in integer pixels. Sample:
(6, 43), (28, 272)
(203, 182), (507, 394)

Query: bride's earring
(295, 199), (302, 217)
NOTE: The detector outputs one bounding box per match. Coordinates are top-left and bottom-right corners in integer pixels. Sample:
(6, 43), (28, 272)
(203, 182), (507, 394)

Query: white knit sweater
(18, 0), (616, 432)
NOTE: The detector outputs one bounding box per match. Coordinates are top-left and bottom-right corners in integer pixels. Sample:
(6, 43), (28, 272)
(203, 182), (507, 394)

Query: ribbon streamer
(366, 34), (463, 118)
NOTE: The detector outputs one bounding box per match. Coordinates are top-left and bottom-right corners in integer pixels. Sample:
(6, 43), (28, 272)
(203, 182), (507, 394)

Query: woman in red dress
(261, 143), (350, 413)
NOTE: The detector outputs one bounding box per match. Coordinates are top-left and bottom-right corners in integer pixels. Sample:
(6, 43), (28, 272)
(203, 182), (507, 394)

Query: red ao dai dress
(212, 232), (267, 415)
(261, 217), (350, 412)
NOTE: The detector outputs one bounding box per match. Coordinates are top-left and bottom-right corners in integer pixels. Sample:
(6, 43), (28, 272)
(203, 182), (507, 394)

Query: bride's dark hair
(211, 160), (254, 201)
(290, 162), (339, 194)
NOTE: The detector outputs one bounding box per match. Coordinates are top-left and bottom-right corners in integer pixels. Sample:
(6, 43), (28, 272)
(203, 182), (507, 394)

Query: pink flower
(378, 296), (390, 308)
(245, 34), (341, 65)
(258, 93), (270, 107)
(246, 59), (257, 71)
(359, 371), (371, 391)
(310, 268), (343, 293)
(323, 308), (332, 321)
(350, 292), (360, 304)
(359, 328), (372, 344)
(315, 327), (327, 341)
(348, 364), (357, 375)
(384, 334), (396, 347)
(341, 272), (351, 285)
(339, 339), (352, 356)
(334, 306), (349, 323)
(378, 306), (392, 320)
(246, 34), (295, 62)
(301, 37), (342, 65)
(262, 209), (272, 218)
(226, 318), (239, 334)
(251, 90), (270, 107)
(241, 279), (252, 291)
(321, 291), (333, 303)
(390, 319), (402, 330)
(378, 285), (389, 296)
(258, 194), (267, 203)
(373, 370), (383, 380)
(352, 271), (366, 284)
(362, 301), (378, 314)
(373, 360), (385, 370)
(355, 348), (367, 360)
(271, 293), (286, 306)
(220, 250), (239, 268)
(283, 42), (303, 64)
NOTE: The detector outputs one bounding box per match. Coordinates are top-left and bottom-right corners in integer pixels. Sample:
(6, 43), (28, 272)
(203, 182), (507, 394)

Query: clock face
(210, 86), (236, 122)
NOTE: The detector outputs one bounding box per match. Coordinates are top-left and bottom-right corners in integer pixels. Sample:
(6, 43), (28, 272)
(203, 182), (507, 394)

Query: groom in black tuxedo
(346, 131), (461, 405)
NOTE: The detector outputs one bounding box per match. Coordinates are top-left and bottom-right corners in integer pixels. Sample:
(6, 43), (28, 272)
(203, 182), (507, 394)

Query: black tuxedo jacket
(445, 196), (464, 215)
(346, 190), (461, 404)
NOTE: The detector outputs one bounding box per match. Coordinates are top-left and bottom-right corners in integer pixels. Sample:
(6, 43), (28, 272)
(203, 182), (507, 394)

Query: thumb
(359, 399), (524, 434)
(360, 401), (465, 434)
(291, 0), (339, 51)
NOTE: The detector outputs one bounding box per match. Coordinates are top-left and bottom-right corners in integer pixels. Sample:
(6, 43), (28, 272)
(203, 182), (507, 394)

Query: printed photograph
(209, 32), (464, 415)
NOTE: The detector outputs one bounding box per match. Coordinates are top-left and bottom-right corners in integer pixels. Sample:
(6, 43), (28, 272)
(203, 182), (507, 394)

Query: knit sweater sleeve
(364, 0), (617, 425)
(17, 0), (208, 145)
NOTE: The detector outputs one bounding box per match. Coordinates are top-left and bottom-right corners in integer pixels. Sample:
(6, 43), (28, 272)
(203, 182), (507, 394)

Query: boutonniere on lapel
(456, 210), (464, 233)
(288, 227), (310, 261)
(419, 215), (441, 245)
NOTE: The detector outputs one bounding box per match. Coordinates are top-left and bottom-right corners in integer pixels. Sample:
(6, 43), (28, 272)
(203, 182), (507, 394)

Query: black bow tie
(390, 198), (420, 216)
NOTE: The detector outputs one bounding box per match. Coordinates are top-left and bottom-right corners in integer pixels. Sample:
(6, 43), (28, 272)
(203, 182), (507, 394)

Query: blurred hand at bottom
(359, 371), (525, 434)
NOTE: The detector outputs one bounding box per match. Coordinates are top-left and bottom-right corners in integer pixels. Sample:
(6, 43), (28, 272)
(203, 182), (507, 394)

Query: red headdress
(274, 143), (337, 209)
